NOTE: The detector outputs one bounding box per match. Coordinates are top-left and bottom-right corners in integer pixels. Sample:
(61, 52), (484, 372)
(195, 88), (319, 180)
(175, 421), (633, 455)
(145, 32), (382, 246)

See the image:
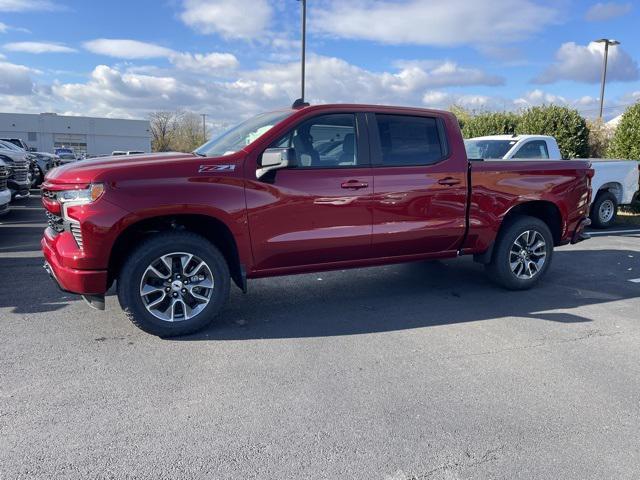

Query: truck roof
(293, 103), (454, 117)
(468, 134), (555, 141)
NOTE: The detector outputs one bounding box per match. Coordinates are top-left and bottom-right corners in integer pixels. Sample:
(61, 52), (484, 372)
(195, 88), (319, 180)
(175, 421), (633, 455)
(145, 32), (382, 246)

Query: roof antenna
(292, 98), (310, 109)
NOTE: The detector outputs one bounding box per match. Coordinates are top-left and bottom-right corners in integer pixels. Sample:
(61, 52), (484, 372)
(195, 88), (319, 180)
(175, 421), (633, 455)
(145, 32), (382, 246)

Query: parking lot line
(629, 278), (640, 283)
(589, 229), (640, 236)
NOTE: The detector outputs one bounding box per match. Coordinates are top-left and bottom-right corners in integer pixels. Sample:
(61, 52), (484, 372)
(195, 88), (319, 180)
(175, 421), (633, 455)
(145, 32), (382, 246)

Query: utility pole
(594, 38), (620, 119)
(201, 113), (207, 142)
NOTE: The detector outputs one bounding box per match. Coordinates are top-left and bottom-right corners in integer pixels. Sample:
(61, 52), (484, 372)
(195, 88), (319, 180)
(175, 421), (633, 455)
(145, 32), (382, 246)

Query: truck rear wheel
(117, 231), (230, 337)
(590, 191), (617, 229)
(487, 216), (554, 290)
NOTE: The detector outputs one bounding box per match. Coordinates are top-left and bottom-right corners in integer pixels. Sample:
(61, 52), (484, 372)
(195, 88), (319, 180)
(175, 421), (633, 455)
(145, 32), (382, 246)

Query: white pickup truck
(465, 135), (639, 228)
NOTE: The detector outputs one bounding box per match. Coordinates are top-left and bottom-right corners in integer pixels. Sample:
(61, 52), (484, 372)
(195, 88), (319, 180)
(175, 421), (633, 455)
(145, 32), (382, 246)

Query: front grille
(9, 157), (29, 183)
(13, 167), (28, 183)
(0, 165), (7, 191)
(70, 222), (83, 249)
(42, 189), (84, 249)
(46, 211), (65, 233)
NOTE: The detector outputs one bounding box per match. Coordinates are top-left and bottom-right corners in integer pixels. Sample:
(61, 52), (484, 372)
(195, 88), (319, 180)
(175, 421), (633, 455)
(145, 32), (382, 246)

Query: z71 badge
(198, 164), (236, 173)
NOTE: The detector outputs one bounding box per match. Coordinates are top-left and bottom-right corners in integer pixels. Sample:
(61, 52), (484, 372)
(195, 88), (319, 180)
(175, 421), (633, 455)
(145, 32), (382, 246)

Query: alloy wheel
(509, 230), (547, 280)
(139, 252), (214, 322)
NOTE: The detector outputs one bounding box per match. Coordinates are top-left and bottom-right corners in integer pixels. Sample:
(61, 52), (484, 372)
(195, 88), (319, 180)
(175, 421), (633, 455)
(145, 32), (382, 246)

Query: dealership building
(0, 112), (151, 156)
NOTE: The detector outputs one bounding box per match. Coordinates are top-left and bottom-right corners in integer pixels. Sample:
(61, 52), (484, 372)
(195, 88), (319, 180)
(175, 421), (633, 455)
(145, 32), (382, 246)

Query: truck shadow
(177, 248), (639, 341)
(0, 255), (75, 314)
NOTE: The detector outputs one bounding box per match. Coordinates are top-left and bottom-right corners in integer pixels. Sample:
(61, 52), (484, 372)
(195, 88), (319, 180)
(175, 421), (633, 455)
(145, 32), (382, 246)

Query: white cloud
(311, 0), (558, 47)
(0, 22), (30, 34)
(0, 53), (503, 123)
(0, 60), (35, 95)
(535, 41), (639, 84)
(170, 52), (239, 73)
(240, 55), (503, 106)
(513, 88), (638, 118)
(514, 89), (569, 106)
(0, 0), (60, 11)
(422, 90), (495, 110)
(2, 55), (636, 124)
(4, 41), (77, 54)
(393, 60), (503, 88)
(180, 0), (272, 39)
(83, 38), (238, 75)
(585, 2), (632, 21)
(84, 39), (174, 59)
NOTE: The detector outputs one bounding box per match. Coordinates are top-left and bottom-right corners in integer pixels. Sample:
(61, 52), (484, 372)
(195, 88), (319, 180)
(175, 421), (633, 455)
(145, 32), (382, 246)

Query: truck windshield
(195, 110), (294, 157)
(464, 140), (517, 159)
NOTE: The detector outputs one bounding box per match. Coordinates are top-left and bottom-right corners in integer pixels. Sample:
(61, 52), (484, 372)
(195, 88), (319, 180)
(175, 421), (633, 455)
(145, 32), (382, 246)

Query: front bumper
(41, 228), (108, 295)
(9, 180), (30, 200)
(0, 189), (10, 215)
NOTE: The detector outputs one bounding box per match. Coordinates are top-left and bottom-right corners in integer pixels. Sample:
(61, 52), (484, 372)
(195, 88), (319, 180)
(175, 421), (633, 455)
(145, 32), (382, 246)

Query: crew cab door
(245, 113), (374, 271)
(368, 112), (468, 257)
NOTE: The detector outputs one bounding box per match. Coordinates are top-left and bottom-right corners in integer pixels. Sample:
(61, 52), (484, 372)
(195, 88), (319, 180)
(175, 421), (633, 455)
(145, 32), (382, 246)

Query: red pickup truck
(42, 104), (593, 336)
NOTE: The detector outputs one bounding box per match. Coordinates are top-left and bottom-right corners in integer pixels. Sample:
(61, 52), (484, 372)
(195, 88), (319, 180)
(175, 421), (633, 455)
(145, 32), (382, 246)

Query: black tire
(486, 215), (554, 290)
(117, 231), (230, 337)
(589, 191), (617, 229)
(31, 166), (43, 188)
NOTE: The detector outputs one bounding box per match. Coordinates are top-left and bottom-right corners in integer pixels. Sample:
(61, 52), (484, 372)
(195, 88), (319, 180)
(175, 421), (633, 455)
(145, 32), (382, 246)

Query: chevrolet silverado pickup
(465, 134), (639, 228)
(42, 104), (593, 336)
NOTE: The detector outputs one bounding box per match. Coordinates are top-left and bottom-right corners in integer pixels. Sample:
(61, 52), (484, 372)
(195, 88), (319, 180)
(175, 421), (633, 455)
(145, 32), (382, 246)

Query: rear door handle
(341, 180), (369, 190)
(437, 177), (461, 186)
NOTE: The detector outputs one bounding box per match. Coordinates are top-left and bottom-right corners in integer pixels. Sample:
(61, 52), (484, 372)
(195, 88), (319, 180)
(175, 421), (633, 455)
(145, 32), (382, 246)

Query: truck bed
(463, 159), (593, 254)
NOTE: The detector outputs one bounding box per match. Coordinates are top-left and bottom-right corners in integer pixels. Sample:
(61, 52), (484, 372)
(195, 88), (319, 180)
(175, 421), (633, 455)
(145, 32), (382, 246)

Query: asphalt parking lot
(1, 192), (639, 479)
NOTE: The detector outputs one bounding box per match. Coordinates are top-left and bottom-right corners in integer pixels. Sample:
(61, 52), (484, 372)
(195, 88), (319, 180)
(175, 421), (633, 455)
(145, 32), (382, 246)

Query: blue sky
(0, 0), (639, 129)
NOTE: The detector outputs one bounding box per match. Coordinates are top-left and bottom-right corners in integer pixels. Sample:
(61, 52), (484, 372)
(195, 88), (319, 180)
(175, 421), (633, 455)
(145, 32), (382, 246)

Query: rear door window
(374, 114), (448, 166)
(512, 140), (550, 159)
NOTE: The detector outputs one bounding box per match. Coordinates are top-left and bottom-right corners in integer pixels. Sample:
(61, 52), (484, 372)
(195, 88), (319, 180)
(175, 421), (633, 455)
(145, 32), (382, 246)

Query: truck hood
(44, 152), (198, 185)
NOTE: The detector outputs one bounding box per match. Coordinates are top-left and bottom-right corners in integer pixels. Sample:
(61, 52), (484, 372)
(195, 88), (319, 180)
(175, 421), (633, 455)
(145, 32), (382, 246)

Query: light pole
(293, 0), (307, 107)
(595, 38), (620, 119)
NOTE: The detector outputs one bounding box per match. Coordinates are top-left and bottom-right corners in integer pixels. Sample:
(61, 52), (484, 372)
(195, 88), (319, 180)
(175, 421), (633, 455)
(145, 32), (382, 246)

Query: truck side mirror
(257, 147), (294, 179)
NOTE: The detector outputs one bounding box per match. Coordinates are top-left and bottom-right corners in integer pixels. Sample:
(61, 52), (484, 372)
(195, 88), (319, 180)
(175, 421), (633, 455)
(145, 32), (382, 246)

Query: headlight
(57, 183), (105, 205)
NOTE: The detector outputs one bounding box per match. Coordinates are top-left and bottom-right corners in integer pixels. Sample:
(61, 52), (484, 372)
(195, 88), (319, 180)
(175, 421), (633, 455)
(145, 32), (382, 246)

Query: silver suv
(0, 159), (10, 215)
(0, 141), (30, 199)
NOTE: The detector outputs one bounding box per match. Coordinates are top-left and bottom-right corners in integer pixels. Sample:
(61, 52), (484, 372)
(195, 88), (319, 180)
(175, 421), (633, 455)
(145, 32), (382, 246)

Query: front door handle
(341, 180), (369, 190)
(437, 177), (461, 186)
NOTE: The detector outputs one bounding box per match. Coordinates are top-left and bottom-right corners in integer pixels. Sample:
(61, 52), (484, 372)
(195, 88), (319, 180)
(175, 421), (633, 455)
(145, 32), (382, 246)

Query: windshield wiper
(193, 151), (206, 157)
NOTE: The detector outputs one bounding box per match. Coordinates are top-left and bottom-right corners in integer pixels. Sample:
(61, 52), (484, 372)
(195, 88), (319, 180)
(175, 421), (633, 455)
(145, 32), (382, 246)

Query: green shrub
(449, 105), (472, 130)
(462, 112), (520, 139)
(518, 105), (590, 158)
(608, 103), (640, 160)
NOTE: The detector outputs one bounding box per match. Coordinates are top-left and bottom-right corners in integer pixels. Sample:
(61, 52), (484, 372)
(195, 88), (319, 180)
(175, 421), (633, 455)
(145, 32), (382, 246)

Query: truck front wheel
(590, 191), (617, 229)
(117, 231), (230, 337)
(487, 216), (554, 290)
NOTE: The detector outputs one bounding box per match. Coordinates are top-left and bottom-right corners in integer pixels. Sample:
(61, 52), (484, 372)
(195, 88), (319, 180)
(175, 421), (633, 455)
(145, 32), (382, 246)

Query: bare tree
(150, 110), (210, 153)
(173, 112), (206, 153)
(149, 111), (178, 152)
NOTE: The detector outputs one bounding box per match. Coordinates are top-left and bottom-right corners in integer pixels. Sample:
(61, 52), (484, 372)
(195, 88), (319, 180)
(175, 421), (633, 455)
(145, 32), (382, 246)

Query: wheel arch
(473, 200), (563, 264)
(108, 214), (245, 291)
(501, 201), (563, 245)
(594, 182), (623, 203)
